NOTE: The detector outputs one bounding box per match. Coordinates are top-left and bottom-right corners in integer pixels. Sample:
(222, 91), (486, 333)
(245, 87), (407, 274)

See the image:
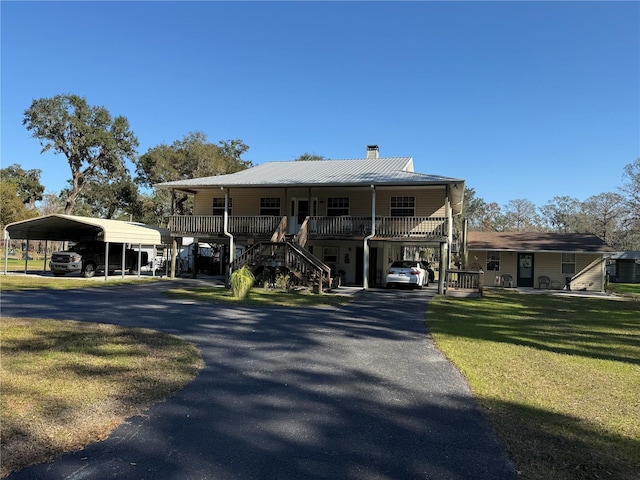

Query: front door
(517, 253), (534, 287)
(289, 198), (316, 234)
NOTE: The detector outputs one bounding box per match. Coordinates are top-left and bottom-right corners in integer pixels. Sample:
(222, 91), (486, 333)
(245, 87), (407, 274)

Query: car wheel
(82, 263), (96, 278)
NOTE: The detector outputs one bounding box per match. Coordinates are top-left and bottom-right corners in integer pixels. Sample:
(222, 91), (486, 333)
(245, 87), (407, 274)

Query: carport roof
(4, 214), (171, 244)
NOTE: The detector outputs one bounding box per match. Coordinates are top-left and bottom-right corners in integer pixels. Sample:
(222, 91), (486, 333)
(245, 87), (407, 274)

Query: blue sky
(2, 1), (638, 209)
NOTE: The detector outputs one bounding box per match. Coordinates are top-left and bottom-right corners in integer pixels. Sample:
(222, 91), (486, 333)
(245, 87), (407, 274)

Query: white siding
(468, 250), (606, 291)
(193, 186), (449, 218)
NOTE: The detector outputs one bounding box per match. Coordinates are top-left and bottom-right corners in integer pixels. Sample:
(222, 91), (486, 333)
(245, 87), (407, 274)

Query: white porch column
(223, 188), (234, 282)
(446, 198), (453, 270)
(438, 241), (447, 295)
(170, 239), (177, 279)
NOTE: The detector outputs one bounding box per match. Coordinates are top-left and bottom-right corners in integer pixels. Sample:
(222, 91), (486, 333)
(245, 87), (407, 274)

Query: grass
(1, 251), (50, 271)
(1, 274), (165, 291)
(428, 290), (640, 480)
(168, 285), (353, 307)
(0, 317), (203, 478)
(607, 283), (640, 300)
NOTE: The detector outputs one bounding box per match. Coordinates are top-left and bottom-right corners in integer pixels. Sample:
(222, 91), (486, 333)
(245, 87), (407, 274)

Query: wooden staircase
(233, 217), (332, 292)
(232, 241), (332, 292)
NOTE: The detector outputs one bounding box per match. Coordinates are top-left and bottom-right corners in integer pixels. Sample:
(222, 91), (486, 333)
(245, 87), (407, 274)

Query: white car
(385, 261), (429, 289)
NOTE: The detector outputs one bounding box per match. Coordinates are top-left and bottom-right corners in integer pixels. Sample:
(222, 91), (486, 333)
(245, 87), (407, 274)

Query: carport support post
(121, 243), (126, 279)
(438, 242), (447, 295)
(24, 239), (30, 273)
(4, 230), (9, 275)
(104, 242), (109, 281)
(43, 240), (48, 273)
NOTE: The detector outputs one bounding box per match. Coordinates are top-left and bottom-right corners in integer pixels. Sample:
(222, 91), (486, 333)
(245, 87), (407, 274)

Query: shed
(609, 251), (640, 283)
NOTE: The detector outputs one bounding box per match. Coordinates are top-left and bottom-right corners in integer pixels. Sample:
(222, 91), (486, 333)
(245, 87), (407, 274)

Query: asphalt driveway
(2, 281), (517, 480)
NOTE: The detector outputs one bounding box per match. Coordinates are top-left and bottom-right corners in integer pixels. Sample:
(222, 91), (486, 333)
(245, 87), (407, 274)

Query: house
(466, 231), (614, 291)
(155, 145), (465, 292)
(608, 251), (640, 283)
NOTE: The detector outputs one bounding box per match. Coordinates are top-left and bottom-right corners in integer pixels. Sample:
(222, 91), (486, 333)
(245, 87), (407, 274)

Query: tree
(73, 170), (142, 220)
(539, 196), (582, 233)
(581, 192), (626, 247)
(137, 132), (250, 187)
(38, 192), (65, 216)
(621, 159), (640, 245)
(218, 139), (252, 172)
(23, 94), (138, 214)
(0, 180), (38, 228)
(295, 152), (325, 161)
(502, 199), (541, 231)
(621, 158), (640, 216)
(136, 132), (250, 219)
(461, 187), (488, 230)
(136, 191), (173, 228)
(476, 202), (505, 231)
(0, 164), (44, 209)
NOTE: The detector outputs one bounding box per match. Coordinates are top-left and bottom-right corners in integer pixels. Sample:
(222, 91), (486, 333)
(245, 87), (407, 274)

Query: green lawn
(428, 290), (640, 480)
(608, 282), (640, 300)
(168, 285), (353, 307)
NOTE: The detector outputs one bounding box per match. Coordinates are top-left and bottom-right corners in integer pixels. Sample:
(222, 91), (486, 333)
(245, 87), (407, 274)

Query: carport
(4, 214), (171, 280)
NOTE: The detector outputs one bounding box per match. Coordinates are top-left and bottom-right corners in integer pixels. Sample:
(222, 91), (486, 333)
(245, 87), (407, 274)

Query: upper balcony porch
(168, 215), (449, 241)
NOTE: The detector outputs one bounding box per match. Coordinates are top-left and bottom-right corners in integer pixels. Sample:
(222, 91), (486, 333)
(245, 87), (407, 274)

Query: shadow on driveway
(3, 283), (517, 480)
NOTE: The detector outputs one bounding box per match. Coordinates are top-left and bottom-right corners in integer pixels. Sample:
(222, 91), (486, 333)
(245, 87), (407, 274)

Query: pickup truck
(49, 241), (148, 278)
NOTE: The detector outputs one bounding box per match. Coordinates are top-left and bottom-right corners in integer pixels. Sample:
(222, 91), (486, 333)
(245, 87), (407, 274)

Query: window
(323, 247), (338, 263)
(327, 197), (350, 216)
(212, 198), (232, 216)
(390, 196), (415, 216)
(486, 252), (500, 271)
(561, 253), (576, 274)
(260, 198), (281, 216)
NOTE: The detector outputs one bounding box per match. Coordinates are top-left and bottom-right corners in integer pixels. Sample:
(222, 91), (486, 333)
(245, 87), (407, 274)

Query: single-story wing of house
(466, 231), (615, 291)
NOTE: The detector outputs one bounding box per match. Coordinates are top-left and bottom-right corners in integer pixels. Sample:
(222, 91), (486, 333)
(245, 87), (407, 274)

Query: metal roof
(155, 157), (465, 213)
(4, 214), (171, 244)
(155, 157), (464, 188)
(467, 232), (614, 253)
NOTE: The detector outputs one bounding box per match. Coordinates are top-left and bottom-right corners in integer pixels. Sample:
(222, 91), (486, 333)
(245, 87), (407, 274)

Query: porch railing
(168, 215), (222, 235)
(168, 215), (281, 236)
(445, 269), (484, 296)
(308, 216), (448, 238)
(270, 216), (288, 242)
(168, 215), (448, 239)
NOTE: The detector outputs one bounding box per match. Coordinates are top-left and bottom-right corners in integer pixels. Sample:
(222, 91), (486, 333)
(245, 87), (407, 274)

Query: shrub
(230, 266), (255, 298)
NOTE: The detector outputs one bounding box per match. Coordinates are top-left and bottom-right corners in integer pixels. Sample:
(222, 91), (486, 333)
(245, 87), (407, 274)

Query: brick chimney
(366, 145), (379, 159)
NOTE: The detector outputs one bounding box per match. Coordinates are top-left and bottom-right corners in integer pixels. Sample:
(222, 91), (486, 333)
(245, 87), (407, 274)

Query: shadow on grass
(480, 398), (640, 480)
(1, 318), (201, 478)
(429, 291), (640, 365)
(2, 285), (637, 479)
